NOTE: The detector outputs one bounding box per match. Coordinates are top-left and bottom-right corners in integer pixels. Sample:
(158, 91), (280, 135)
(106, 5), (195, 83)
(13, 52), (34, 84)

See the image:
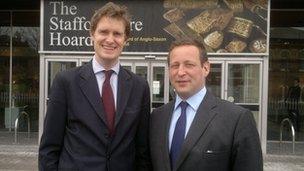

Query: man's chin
(175, 89), (190, 98)
(101, 53), (118, 59)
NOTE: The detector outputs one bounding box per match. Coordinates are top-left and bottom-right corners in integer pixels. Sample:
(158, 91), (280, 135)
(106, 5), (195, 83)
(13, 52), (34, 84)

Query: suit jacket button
(104, 133), (109, 138)
(107, 155), (111, 160)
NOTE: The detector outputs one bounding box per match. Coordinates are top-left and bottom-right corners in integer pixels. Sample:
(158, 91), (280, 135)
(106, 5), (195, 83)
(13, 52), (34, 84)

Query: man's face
(169, 45), (210, 100)
(91, 16), (126, 68)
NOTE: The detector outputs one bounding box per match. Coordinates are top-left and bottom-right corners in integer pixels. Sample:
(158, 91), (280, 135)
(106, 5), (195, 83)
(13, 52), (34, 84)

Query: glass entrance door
(225, 62), (262, 129)
(207, 62), (224, 99)
(121, 60), (169, 109)
(42, 59), (77, 118)
(43, 58), (263, 127)
(207, 60), (262, 131)
(43, 59), (261, 125)
(42, 58), (168, 117)
(47, 61), (77, 94)
(1, 11), (39, 144)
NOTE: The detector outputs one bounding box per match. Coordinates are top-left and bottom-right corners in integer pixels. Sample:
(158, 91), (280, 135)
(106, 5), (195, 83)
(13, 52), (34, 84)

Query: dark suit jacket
(150, 90), (263, 171)
(39, 62), (151, 171)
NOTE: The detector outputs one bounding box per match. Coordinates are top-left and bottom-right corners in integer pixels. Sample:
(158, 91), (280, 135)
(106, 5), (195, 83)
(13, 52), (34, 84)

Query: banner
(42, 0), (269, 54)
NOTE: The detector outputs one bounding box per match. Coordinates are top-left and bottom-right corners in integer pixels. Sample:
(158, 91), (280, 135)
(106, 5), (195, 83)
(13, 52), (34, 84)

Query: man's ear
(202, 61), (210, 77)
(123, 36), (128, 45)
(90, 31), (95, 41)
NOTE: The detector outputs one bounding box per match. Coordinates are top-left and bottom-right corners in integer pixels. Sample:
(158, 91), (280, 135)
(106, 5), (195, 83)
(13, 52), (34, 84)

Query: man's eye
(114, 32), (124, 37)
(99, 30), (108, 35)
(185, 63), (195, 67)
(170, 64), (179, 69)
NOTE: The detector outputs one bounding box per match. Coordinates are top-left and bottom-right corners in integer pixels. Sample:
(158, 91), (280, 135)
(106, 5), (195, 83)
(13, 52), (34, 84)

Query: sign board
(42, 0), (269, 54)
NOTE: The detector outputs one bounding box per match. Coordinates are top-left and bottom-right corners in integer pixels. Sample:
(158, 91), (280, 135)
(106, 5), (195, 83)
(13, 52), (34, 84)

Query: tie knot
(180, 101), (188, 112)
(104, 70), (113, 80)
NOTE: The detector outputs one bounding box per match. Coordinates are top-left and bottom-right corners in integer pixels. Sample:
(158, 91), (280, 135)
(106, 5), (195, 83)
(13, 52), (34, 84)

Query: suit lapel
(115, 67), (132, 126)
(175, 91), (218, 170)
(160, 101), (175, 171)
(78, 62), (108, 125)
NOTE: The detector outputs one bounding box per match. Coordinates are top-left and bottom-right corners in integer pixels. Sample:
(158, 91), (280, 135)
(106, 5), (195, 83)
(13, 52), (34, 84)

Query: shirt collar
(174, 86), (207, 111)
(92, 56), (120, 74)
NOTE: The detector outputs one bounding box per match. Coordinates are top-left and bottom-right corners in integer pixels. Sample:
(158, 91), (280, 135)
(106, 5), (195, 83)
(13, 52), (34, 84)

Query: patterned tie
(102, 70), (115, 136)
(170, 101), (188, 169)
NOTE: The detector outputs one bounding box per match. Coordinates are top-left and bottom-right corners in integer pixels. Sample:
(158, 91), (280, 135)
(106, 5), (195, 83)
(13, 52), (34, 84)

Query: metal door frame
(120, 58), (169, 109)
(39, 55), (268, 154)
(209, 57), (267, 153)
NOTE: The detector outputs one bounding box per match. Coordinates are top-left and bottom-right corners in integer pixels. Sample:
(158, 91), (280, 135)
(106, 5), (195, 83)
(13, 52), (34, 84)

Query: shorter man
(150, 39), (263, 171)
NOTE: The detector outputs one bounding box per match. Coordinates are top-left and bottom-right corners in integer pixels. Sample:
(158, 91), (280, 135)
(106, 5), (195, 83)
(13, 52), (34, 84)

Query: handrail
(279, 118), (295, 154)
(14, 108), (31, 144)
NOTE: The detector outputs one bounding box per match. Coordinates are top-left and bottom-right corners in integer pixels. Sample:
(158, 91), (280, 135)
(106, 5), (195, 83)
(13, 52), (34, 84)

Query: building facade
(0, 0), (303, 155)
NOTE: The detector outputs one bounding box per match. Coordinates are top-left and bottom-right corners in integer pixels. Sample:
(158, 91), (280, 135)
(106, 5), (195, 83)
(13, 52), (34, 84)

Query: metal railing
(14, 105), (31, 144)
(279, 118), (295, 154)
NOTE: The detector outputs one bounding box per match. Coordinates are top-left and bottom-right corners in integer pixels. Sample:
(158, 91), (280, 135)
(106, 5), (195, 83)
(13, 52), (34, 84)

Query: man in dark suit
(150, 39), (263, 171)
(39, 2), (151, 171)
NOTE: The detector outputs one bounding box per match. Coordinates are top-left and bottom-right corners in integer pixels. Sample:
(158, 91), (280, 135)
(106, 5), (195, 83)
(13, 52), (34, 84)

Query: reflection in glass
(268, 36), (304, 142)
(12, 26), (39, 132)
(228, 64), (260, 125)
(207, 63), (222, 98)
(228, 64), (260, 103)
(152, 67), (164, 108)
(81, 61), (89, 66)
(121, 65), (131, 72)
(48, 62), (76, 94)
(0, 11), (40, 136)
(135, 66), (148, 80)
(0, 17), (10, 131)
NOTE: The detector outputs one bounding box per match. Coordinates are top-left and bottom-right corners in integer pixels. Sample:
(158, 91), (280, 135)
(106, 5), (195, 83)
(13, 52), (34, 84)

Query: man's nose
(177, 65), (186, 76)
(105, 33), (114, 43)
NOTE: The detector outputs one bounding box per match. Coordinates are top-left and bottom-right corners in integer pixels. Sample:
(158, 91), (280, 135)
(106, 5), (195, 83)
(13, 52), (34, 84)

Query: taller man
(150, 39), (263, 171)
(39, 2), (151, 171)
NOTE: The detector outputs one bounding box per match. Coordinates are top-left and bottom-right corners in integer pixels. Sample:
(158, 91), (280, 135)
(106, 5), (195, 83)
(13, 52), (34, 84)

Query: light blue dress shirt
(92, 57), (120, 109)
(168, 87), (207, 150)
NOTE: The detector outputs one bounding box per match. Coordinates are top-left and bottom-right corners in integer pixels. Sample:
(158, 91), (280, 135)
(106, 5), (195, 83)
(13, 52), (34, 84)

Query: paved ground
(0, 132), (303, 171)
(0, 144), (303, 171)
(264, 155), (304, 171)
(265, 141), (304, 171)
(0, 145), (37, 171)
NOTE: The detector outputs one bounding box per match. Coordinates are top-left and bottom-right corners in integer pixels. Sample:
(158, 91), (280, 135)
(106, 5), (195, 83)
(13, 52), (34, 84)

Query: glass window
(268, 29), (304, 142)
(0, 11), (40, 144)
(207, 63), (222, 98)
(135, 66), (148, 80)
(228, 64), (260, 103)
(0, 12), (11, 131)
(11, 11), (39, 133)
(152, 66), (165, 108)
(48, 61), (77, 92)
(227, 63), (260, 124)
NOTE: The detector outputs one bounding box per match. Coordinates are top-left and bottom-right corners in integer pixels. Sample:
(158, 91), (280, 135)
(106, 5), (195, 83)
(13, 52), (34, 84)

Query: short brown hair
(168, 39), (208, 65)
(90, 2), (131, 38)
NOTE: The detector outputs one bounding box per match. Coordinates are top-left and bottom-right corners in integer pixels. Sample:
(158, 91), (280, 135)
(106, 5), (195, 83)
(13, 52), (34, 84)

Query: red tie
(102, 70), (115, 136)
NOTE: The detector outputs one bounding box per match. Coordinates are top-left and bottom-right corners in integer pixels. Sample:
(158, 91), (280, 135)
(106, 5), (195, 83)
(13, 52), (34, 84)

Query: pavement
(0, 133), (303, 171)
(264, 154), (304, 171)
(0, 145), (37, 171)
(264, 141), (304, 171)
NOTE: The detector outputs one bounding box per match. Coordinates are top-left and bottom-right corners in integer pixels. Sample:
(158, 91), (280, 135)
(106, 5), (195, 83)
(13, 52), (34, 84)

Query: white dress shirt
(168, 87), (207, 150)
(92, 57), (120, 109)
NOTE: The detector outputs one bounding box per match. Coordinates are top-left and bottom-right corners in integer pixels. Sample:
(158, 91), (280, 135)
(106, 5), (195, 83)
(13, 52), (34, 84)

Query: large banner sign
(42, 0), (269, 54)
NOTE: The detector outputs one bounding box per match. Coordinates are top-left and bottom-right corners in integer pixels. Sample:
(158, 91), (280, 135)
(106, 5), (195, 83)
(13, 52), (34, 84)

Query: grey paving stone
(0, 134), (303, 171)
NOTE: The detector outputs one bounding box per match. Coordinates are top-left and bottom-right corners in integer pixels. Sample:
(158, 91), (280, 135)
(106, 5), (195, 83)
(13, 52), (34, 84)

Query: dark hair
(294, 78), (300, 83)
(90, 2), (131, 38)
(168, 38), (208, 65)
